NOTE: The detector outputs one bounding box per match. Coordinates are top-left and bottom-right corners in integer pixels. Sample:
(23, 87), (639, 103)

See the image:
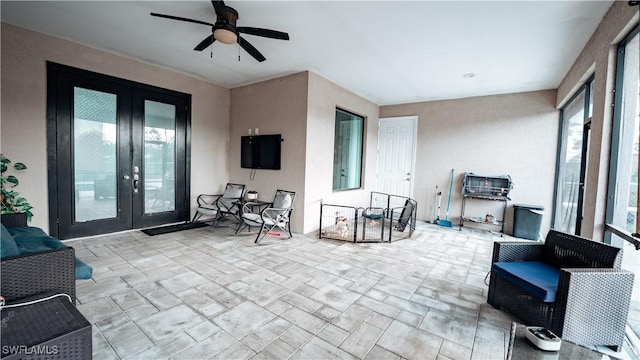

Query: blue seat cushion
(492, 261), (560, 302)
(7, 226), (67, 253)
(1, 224), (20, 258)
(6, 226), (93, 280)
(75, 258), (93, 280)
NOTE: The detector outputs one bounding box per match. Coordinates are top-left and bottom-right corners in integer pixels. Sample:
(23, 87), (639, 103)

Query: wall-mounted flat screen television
(241, 134), (282, 170)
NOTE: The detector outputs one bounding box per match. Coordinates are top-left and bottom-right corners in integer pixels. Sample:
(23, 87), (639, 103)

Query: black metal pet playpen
(319, 192), (417, 242)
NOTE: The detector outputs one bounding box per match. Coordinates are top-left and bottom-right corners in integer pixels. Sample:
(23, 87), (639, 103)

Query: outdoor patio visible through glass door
(73, 87), (118, 222)
(141, 100), (177, 215)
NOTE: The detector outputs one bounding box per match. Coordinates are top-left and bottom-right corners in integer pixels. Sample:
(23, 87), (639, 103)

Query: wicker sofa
(1, 213), (93, 359)
(1, 213), (89, 303)
(488, 229), (634, 351)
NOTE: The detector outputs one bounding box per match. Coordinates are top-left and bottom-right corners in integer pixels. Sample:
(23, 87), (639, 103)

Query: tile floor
(69, 222), (519, 360)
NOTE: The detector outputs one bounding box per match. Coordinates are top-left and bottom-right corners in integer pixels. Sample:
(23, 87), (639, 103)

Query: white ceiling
(1, 1), (613, 106)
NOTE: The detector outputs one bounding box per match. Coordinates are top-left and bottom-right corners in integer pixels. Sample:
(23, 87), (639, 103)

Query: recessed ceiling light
(463, 73), (476, 78)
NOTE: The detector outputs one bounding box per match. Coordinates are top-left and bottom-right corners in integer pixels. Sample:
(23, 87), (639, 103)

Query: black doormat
(142, 222), (208, 236)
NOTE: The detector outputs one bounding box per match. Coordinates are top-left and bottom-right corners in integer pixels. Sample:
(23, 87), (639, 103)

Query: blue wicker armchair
(488, 229), (634, 351)
(1, 213), (77, 303)
(1, 213), (92, 359)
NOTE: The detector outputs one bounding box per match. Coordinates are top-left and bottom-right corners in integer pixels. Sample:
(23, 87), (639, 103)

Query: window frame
(552, 76), (594, 235)
(332, 108), (365, 191)
(604, 25), (640, 249)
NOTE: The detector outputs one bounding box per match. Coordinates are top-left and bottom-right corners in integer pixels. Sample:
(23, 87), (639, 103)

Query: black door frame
(575, 119), (591, 234)
(131, 88), (189, 229)
(46, 62), (191, 239)
(552, 76), (593, 235)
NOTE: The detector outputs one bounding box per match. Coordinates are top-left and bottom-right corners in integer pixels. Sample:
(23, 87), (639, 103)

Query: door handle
(133, 174), (139, 193)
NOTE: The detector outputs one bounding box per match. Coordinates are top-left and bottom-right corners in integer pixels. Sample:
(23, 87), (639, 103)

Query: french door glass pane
(144, 100), (176, 214)
(556, 90), (586, 233)
(73, 87), (117, 222)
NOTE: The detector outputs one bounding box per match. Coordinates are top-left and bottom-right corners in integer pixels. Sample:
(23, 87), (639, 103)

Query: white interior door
(376, 116), (417, 204)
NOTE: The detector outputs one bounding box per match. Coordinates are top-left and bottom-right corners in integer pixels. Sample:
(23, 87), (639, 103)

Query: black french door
(47, 63), (190, 239)
(575, 121), (591, 234)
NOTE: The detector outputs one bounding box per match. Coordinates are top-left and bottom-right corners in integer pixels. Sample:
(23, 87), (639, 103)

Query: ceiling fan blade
(211, 1), (229, 22)
(194, 35), (216, 51)
(150, 13), (213, 27)
(237, 27), (290, 41)
(238, 36), (266, 62)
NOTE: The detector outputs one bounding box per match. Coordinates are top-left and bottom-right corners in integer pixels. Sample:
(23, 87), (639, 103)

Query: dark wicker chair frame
(1, 213), (77, 303)
(488, 229), (634, 351)
(1, 213), (91, 359)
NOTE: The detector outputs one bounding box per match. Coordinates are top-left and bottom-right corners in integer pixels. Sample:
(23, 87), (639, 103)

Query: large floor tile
(419, 309), (477, 348)
(171, 331), (236, 359)
(212, 301), (277, 339)
(310, 283), (362, 312)
(340, 322), (385, 358)
(137, 304), (207, 342)
(377, 320), (443, 359)
(291, 337), (358, 360)
(76, 296), (123, 323)
(101, 319), (154, 358)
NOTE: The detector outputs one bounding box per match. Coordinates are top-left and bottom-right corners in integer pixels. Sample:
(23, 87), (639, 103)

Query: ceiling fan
(151, 0), (289, 62)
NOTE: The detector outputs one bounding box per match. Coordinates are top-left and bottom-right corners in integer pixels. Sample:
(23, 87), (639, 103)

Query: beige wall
(230, 71), (379, 234)
(229, 72), (309, 233)
(556, 1), (638, 241)
(381, 90), (559, 236)
(304, 72), (380, 233)
(1, 23), (231, 232)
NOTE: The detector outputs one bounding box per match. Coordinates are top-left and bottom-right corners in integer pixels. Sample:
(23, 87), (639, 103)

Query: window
(333, 108), (364, 191)
(606, 28), (639, 239)
(605, 26), (639, 349)
(554, 78), (593, 234)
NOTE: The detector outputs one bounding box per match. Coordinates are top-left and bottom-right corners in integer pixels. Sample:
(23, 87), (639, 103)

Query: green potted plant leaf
(1, 154), (33, 222)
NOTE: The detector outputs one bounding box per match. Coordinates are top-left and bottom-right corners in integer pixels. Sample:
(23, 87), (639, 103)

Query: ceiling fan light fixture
(214, 28), (237, 44)
(151, 2), (287, 62)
